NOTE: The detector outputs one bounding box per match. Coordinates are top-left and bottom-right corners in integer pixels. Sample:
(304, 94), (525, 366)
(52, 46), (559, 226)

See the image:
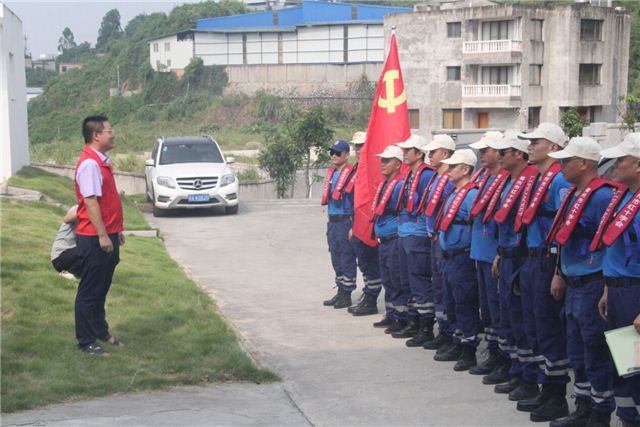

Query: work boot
(621, 420), (640, 427)
(323, 288), (341, 306)
(483, 360), (511, 385)
(517, 383), (550, 412)
(434, 344), (463, 362)
(406, 318), (435, 347)
(509, 381), (539, 401)
(453, 345), (477, 371)
(585, 411), (611, 427)
(422, 333), (450, 350)
(435, 339), (456, 356)
(350, 294), (378, 316)
(391, 317), (420, 338)
(333, 289), (352, 309)
(373, 316), (392, 328)
(494, 377), (521, 394)
(384, 319), (406, 334)
(469, 348), (503, 375)
(530, 393), (569, 422)
(549, 398), (591, 427)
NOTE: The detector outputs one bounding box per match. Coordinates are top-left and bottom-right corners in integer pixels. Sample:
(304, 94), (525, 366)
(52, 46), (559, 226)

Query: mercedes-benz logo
(194, 179), (202, 189)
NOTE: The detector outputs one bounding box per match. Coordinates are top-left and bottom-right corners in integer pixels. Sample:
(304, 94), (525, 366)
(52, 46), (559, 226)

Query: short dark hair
(82, 115), (108, 143)
(467, 165), (475, 176)
(411, 147), (425, 160)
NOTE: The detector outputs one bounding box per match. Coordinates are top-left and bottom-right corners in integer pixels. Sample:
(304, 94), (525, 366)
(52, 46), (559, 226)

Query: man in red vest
(74, 115), (124, 356)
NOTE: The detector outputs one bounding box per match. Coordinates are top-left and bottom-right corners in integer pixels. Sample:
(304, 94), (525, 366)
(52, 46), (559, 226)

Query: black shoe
(509, 382), (539, 401)
(350, 294), (378, 316)
(384, 319), (406, 334)
(373, 316), (392, 328)
(406, 318), (435, 347)
(469, 348), (503, 375)
(323, 289), (341, 306)
(434, 344), (463, 362)
(333, 290), (352, 309)
(423, 333), (450, 350)
(453, 346), (477, 371)
(391, 317), (420, 338)
(494, 377), (521, 394)
(435, 340), (455, 356)
(585, 411), (611, 427)
(517, 390), (547, 412)
(483, 361), (511, 385)
(530, 397), (569, 422)
(79, 342), (109, 357)
(549, 398), (591, 427)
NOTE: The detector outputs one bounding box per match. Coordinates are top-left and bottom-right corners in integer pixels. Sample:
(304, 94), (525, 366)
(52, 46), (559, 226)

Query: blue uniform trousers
(443, 251), (480, 348)
(378, 238), (409, 321)
(565, 277), (615, 415)
(431, 238), (452, 336)
(327, 219), (357, 292)
(351, 236), (382, 297)
(520, 252), (570, 386)
(607, 281), (640, 423)
(477, 261), (501, 351)
(398, 235), (434, 320)
(498, 254), (538, 383)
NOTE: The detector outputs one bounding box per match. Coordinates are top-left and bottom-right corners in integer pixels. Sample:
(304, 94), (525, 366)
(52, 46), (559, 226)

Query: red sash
(493, 165), (539, 225)
(472, 169), (509, 222)
(438, 181), (478, 232)
(321, 167), (336, 206)
(521, 162), (562, 226)
(344, 166), (358, 194)
(601, 188), (640, 247)
(397, 163), (434, 213)
(545, 177), (615, 246)
(513, 167), (541, 232)
(321, 165), (354, 205)
(425, 173), (451, 217)
(470, 167), (485, 183)
(373, 175), (402, 217)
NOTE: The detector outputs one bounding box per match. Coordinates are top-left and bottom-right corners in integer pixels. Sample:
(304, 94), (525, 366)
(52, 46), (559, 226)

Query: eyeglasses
(560, 157), (579, 165)
(329, 150), (343, 157)
(498, 148), (515, 157)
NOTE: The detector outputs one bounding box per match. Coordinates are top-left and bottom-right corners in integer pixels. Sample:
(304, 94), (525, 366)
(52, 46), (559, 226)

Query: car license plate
(188, 194), (210, 202)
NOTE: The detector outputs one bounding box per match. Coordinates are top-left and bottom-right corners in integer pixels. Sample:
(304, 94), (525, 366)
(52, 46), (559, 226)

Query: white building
(1, 3), (30, 183)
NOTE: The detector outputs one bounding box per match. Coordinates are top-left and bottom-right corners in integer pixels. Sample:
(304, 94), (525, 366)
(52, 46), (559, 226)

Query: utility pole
(116, 64), (120, 94)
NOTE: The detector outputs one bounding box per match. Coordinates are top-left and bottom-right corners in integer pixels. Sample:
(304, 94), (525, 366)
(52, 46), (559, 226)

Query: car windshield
(159, 142), (223, 165)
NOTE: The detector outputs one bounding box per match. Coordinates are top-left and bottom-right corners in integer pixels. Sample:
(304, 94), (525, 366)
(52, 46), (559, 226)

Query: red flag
(353, 32), (410, 247)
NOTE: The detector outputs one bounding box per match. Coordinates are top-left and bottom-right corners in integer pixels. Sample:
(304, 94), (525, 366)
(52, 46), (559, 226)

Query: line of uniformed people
(321, 126), (640, 427)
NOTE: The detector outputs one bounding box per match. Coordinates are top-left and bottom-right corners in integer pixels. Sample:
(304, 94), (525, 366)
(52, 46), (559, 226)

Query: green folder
(604, 325), (640, 378)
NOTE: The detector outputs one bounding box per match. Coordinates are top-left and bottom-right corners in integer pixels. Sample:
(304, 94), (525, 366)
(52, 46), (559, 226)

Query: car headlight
(220, 173), (235, 187)
(157, 176), (176, 189)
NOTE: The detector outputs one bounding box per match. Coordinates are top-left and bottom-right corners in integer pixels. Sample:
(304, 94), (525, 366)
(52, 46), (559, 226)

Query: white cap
(600, 133), (640, 160)
(422, 134), (456, 152)
(469, 131), (504, 150)
(518, 122), (567, 148)
(351, 131), (367, 145)
(376, 145), (404, 161)
(548, 137), (602, 162)
(487, 130), (529, 153)
(397, 134), (427, 149)
(441, 149), (477, 167)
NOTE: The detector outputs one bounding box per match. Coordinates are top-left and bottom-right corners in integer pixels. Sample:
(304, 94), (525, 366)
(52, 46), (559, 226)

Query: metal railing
(463, 40), (522, 53)
(462, 85), (521, 97)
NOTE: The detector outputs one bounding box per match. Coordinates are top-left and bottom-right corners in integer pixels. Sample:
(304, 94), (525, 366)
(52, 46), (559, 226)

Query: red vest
(75, 146), (124, 236)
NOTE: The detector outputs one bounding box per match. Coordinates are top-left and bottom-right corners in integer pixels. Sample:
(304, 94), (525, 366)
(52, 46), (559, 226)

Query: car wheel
(225, 205), (239, 215)
(145, 181), (152, 202)
(153, 205), (165, 217)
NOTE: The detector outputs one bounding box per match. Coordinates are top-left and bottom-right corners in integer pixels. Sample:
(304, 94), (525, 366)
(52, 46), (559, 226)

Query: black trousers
(75, 234), (120, 348)
(51, 247), (83, 277)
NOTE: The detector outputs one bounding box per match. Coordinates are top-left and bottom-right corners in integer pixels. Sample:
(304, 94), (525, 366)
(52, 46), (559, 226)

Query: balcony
(462, 40), (522, 65)
(463, 85), (521, 97)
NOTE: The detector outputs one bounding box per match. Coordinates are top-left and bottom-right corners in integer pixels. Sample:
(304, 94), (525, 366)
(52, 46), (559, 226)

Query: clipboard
(604, 325), (640, 378)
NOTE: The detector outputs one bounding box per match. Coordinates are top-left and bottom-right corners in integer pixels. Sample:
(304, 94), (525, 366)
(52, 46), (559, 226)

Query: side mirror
(226, 156), (235, 164)
(145, 158), (155, 167)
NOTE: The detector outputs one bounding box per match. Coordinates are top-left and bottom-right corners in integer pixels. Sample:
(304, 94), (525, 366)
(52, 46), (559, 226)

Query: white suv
(145, 136), (239, 216)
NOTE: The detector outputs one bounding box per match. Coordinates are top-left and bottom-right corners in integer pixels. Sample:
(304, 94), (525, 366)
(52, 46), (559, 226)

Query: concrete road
(4, 200), (534, 426)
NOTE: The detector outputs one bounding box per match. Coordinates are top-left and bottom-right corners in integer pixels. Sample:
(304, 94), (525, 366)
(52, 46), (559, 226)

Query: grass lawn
(8, 166), (149, 231)
(0, 200), (277, 413)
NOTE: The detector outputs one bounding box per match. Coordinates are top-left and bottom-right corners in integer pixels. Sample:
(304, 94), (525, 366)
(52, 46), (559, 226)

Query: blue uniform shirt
(374, 179), (404, 238)
(424, 174), (455, 235)
(471, 174), (499, 263)
(560, 186), (614, 277)
(526, 172), (571, 248)
(327, 169), (354, 216)
(398, 167), (435, 237)
(439, 186), (478, 251)
(497, 180), (524, 249)
(603, 191), (640, 278)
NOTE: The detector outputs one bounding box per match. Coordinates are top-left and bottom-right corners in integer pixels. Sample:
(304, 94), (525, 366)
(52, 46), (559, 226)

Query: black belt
(378, 235), (398, 244)
(605, 276), (640, 287)
(563, 271), (603, 288)
(442, 247), (470, 260)
(527, 246), (558, 256)
(329, 215), (353, 222)
(498, 247), (524, 258)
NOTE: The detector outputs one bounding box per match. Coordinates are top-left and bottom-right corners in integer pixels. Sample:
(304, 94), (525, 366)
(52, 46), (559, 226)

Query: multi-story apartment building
(386, 2), (630, 138)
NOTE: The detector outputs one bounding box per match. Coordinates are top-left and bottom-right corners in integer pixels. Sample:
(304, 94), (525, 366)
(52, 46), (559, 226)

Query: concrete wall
(0, 4), (30, 184)
(150, 34), (194, 72)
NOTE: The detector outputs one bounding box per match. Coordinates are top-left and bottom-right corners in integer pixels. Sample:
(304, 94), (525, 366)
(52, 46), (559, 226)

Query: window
(481, 66), (510, 85)
(477, 112), (489, 129)
(409, 109), (420, 129)
(579, 64), (601, 85)
(153, 43), (159, 52)
(581, 19), (603, 41)
(531, 19), (543, 41)
(167, 59), (172, 67)
(155, 60), (161, 68)
(529, 64), (542, 86)
(481, 20), (511, 41)
(447, 22), (461, 38)
(164, 42), (171, 52)
(528, 107), (541, 129)
(443, 109), (462, 129)
(447, 66), (461, 81)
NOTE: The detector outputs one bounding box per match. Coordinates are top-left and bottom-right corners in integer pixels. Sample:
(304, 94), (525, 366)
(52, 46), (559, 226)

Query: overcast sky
(5, 0), (200, 58)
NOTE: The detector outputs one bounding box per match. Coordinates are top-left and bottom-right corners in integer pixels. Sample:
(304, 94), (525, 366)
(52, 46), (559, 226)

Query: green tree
(56, 41), (94, 64)
(96, 9), (123, 52)
(560, 108), (588, 138)
(57, 27), (76, 53)
(620, 94), (640, 130)
(258, 125), (301, 199)
(294, 107), (334, 199)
